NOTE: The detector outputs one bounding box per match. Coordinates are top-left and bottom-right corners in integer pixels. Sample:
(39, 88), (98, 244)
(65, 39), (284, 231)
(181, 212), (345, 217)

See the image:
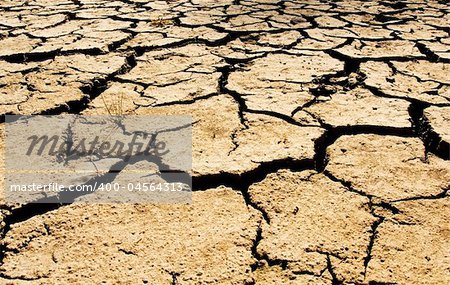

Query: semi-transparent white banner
(5, 115), (192, 204)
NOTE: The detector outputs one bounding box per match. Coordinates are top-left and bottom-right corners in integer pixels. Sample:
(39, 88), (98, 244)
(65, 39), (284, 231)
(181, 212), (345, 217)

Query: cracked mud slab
(227, 52), (344, 118)
(366, 199), (450, 284)
(2, 188), (260, 284)
(327, 134), (450, 202)
(336, 40), (424, 60)
(0, 0), (450, 284)
(249, 170), (376, 283)
(361, 61), (447, 104)
(305, 87), (411, 128)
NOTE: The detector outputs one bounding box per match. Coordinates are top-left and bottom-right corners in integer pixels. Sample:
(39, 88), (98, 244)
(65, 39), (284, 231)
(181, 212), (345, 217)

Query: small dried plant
(150, 17), (173, 27)
(100, 92), (125, 117)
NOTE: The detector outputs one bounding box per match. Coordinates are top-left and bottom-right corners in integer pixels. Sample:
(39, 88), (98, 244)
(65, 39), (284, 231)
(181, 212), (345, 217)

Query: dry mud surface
(0, 0), (449, 284)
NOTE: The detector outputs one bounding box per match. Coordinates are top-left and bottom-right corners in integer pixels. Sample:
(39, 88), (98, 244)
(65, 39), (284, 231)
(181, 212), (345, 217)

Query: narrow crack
(391, 187), (449, 203)
(218, 65), (249, 127)
(164, 270), (180, 285)
(363, 215), (385, 278)
(325, 254), (341, 285)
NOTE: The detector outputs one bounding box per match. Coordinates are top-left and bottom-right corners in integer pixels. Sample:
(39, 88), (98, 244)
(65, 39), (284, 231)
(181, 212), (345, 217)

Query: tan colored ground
(0, 0), (449, 284)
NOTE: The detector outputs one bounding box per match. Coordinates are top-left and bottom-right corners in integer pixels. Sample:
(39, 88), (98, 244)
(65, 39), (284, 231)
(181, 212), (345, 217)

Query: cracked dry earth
(0, 0), (449, 284)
